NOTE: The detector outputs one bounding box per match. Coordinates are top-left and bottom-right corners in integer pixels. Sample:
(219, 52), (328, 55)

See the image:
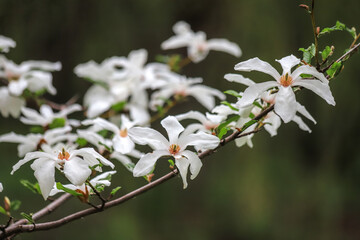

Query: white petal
(161, 35), (191, 50)
(64, 157), (92, 186)
(178, 131), (219, 150)
(234, 57), (281, 80)
(73, 148), (115, 168)
(274, 86), (297, 123)
(110, 152), (135, 172)
(174, 156), (190, 189)
(224, 73), (255, 86)
(176, 111), (207, 123)
(292, 115), (312, 133)
(128, 127), (169, 150)
(296, 102), (316, 124)
(173, 21), (192, 35)
(30, 158), (56, 200)
(128, 49), (148, 67)
(263, 113), (282, 137)
(293, 80), (335, 106)
(8, 79), (27, 96)
(133, 150), (169, 177)
(187, 85), (225, 110)
(11, 151), (54, 174)
(161, 116), (184, 144)
(181, 150), (202, 180)
(291, 65), (328, 83)
(236, 81), (278, 107)
(275, 55), (300, 74)
(113, 135), (135, 154)
(0, 183), (3, 192)
(207, 38), (242, 57)
(82, 117), (119, 134)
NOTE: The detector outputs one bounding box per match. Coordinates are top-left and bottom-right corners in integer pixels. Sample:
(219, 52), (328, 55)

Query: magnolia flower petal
(274, 86), (297, 123)
(176, 111), (207, 123)
(263, 113), (282, 137)
(174, 156), (190, 189)
(224, 73), (255, 86)
(292, 65), (328, 83)
(181, 150), (202, 180)
(161, 35), (191, 50)
(31, 158), (56, 200)
(161, 116), (184, 144)
(133, 150), (169, 177)
(128, 49), (148, 68)
(82, 117), (119, 134)
(8, 79), (28, 96)
(275, 55), (300, 74)
(296, 102), (317, 124)
(236, 81), (278, 107)
(207, 38), (242, 57)
(293, 80), (336, 106)
(73, 148), (115, 168)
(234, 57), (281, 80)
(173, 21), (192, 35)
(113, 135), (135, 154)
(292, 115), (312, 133)
(11, 151), (55, 174)
(0, 183), (3, 192)
(178, 131), (219, 150)
(64, 157), (92, 186)
(187, 85), (225, 110)
(111, 152), (135, 172)
(129, 127), (169, 150)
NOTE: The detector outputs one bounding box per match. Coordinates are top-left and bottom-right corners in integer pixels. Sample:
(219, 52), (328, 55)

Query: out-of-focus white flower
(0, 87), (25, 118)
(150, 72), (225, 111)
(0, 182), (3, 192)
(49, 170), (117, 197)
(161, 21), (242, 63)
(20, 104), (82, 127)
(129, 116), (219, 188)
(234, 55), (335, 123)
(82, 115), (137, 154)
(11, 144), (114, 200)
(110, 149), (143, 172)
(0, 35), (16, 53)
(176, 110), (223, 135)
(0, 126), (77, 157)
(0, 56), (61, 96)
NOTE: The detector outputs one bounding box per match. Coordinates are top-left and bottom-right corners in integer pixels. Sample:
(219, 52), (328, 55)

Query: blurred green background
(0, 0), (360, 239)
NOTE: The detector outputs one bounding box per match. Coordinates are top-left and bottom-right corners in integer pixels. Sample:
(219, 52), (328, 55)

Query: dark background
(0, 0), (360, 239)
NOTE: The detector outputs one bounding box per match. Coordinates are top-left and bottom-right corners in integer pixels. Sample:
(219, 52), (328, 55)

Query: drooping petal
(63, 157), (92, 186)
(82, 117), (119, 134)
(275, 55), (300, 75)
(296, 102), (317, 124)
(274, 86), (297, 123)
(293, 79), (335, 106)
(178, 131), (219, 150)
(30, 158), (56, 200)
(292, 115), (312, 133)
(174, 156), (190, 189)
(234, 57), (281, 80)
(133, 150), (169, 177)
(263, 113), (282, 137)
(11, 151), (55, 174)
(291, 65), (328, 83)
(187, 85), (225, 110)
(207, 38), (242, 57)
(128, 127), (169, 150)
(236, 81), (278, 107)
(110, 152), (135, 172)
(176, 111), (208, 123)
(224, 73), (255, 86)
(161, 116), (184, 144)
(112, 135), (135, 154)
(72, 148), (115, 169)
(8, 79), (28, 96)
(161, 35), (191, 50)
(181, 150), (202, 180)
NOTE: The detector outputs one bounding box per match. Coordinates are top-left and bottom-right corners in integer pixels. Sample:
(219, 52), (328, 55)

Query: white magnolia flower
(49, 170), (117, 197)
(129, 116), (220, 188)
(77, 125), (113, 154)
(234, 55), (335, 123)
(110, 149), (143, 172)
(161, 21), (242, 63)
(0, 126), (77, 157)
(0, 182), (3, 192)
(0, 35), (16, 53)
(176, 110), (223, 135)
(150, 72), (225, 111)
(82, 115), (137, 154)
(11, 144), (115, 200)
(20, 104), (82, 127)
(0, 56), (61, 96)
(0, 87), (25, 118)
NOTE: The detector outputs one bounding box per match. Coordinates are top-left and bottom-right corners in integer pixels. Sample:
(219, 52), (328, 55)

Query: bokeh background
(0, 0), (360, 239)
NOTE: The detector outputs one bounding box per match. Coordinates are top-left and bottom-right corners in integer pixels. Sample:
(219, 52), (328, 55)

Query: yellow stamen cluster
(119, 129), (128, 138)
(169, 144), (180, 155)
(279, 73), (293, 87)
(58, 148), (70, 160)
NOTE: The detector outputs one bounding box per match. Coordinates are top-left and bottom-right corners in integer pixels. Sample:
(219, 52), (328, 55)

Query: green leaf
(49, 118), (66, 129)
(76, 138), (88, 147)
(299, 44), (316, 64)
(10, 200), (21, 211)
(216, 115), (240, 139)
(97, 129), (108, 138)
(20, 180), (41, 195)
(217, 127), (229, 139)
(224, 90), (242, 98)
(221, 101), (239, 111)
(168, 159), (175, 167)
(111, 101), (127, 112)
(318, 21), (346, 37)
(346, 27), (357, 39)
(20, 212), (34, 224)
(29, 126), (44, 134)
(110, 186), (122, 196)
(242, 119), (258, 131)
(0, 206), (7, 215)
(56, 182), (82, 197)
(321, 46), (333, 61)
(326, 61), (343, 78)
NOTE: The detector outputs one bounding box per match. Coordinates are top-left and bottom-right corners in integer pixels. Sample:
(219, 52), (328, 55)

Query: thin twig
(86, 180), (106, 210)
(310, 0), (320, 68)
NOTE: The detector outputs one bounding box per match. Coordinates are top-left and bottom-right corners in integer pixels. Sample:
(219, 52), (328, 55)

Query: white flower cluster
(0, 21), (336, 201)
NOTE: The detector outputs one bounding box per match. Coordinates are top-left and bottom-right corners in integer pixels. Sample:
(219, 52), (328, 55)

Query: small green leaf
(56, 182), (82, 197)
(49, 118), (66, 129)
(346, 27), (357, 39)
(221, 101), (239, 111)
(97, 130), (108, 138)
(20, 180), (41, 195)
(299, 44), (316, 64)
(224, 90), (242, 98)
(20, 212), (34, 224)
(318, 21), (346, 37)
(29, 126), (44, 134)
(321, 46), (333, 61)
(111, 101), (127, 112)
(326, 61), (343, 78)
(242, 120), (258, 131)
(110, 186), (122, 196)
(76, 138), (88, 147)
(168, 159), (175, 167)
(0, 206), (7, 215)
(217, 127), (229, 139)
(216, 115), (240, 138)
(10, 200), (21, 211)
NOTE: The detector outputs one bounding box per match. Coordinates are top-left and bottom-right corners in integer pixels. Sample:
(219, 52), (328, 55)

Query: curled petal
(161, 116), (184, 144)
(274, 86), (297, 123)
(235, 57), (281, 80)
(133, 150), (169, 177)
(293, 80), (335, 106)
(207, 38), (242, 57)
(275, 55), (300, 74)
(224, 73), (255, 86)
(236, 81), (278, 107)
(175, 156), (190, 189)
(181, 150), (202, 180)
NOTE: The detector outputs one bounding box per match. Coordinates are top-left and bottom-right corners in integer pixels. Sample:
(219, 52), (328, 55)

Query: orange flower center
(169, 144), (181, 155)
(58, 148), (70, 160)
(120, 129), (128, 138)
(279, 73), (293, 87)
(5, 71), (20, 81)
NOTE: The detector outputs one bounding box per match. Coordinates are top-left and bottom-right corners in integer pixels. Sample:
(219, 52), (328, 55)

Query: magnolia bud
(299, 4), (309, 11)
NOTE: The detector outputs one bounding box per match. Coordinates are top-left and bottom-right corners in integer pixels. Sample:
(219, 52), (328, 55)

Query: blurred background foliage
(0, 0), (360, 239)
